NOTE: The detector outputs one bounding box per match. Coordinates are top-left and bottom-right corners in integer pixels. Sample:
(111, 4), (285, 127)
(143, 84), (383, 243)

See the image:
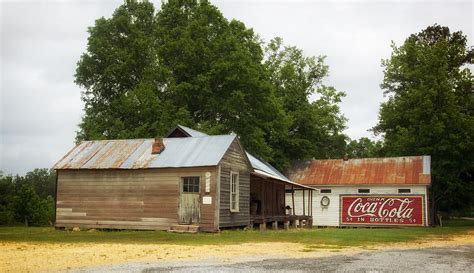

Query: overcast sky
(1, 0), (472, 175)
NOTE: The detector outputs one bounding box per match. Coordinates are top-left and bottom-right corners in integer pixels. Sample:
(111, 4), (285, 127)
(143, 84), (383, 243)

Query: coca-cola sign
(340, 195), (426, 226)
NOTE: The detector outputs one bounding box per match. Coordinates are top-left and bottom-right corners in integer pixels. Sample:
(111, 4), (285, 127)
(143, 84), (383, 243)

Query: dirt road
(77, 245), (474, 273)
(1, 232), (473, 272)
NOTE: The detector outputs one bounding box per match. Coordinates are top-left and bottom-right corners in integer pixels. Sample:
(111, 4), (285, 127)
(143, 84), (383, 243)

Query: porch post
(302, 189), (305, 216)
(309, 190), (313, 227)
(261, 180), (265, 217)
(291, 185), (295, 216)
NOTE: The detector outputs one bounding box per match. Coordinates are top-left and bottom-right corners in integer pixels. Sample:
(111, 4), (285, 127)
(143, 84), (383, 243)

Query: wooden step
(168, 224), (199, 233)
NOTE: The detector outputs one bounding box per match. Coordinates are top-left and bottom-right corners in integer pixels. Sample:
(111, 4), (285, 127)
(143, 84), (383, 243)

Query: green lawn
(0, 220), (472, 247)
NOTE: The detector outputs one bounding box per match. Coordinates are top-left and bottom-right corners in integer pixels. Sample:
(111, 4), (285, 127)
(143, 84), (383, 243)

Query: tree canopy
(374, 24), (474, 213)
(264, 37), (347, 167)
(75, 0), (347, 169)
(345, 137), (383, 158)
(0, 169), (55, 226)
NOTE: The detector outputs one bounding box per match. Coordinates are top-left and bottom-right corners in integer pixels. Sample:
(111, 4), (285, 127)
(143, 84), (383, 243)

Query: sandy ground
(1, 231), (473, 273)
(122, 245), (473, 273)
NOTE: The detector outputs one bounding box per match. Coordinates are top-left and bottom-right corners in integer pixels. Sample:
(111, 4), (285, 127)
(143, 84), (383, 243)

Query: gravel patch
(74, 245), (474, 273)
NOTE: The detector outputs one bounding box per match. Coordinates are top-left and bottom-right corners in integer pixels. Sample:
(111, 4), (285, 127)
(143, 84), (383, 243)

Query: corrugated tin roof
(55, 125), (309, 188)
(287, 156), (431, 186)
(246, 152), (292, 183)
(176, 125), (208, 137)
(54, 135), (236, 170)
(169, 125), (295, 185)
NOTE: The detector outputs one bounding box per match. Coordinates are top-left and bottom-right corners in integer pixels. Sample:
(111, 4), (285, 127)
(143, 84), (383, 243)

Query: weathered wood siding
(250, 175), (286, 216)
(218, 139), (252, 228)
(286, 185), (429, 226)
(56, 167), (217, 231)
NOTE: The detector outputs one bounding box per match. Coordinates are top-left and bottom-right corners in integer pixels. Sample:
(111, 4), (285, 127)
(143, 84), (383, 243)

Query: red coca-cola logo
(340, 195), (425, 226)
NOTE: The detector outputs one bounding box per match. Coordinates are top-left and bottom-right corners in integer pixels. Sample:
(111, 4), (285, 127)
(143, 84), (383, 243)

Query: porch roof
(251, 169), (315, 190)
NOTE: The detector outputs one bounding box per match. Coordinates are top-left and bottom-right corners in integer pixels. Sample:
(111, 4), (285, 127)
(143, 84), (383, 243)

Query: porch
(249, 171), (315, 230)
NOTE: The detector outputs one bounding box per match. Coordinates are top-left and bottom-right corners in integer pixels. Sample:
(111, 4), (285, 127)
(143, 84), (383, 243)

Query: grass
(0, 220), (472, 247)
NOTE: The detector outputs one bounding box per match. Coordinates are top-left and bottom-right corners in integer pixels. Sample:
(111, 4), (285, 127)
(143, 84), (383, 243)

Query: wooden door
(178, 177), (201, 224)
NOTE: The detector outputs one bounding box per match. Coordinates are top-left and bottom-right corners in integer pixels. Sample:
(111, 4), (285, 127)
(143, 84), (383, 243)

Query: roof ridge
(79, 134), (234, 143)
(304, 155), (426, 162)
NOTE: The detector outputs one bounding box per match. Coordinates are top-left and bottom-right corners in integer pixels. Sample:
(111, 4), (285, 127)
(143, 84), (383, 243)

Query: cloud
(214, 0), (472, 140)
(1, 0), (472, 175)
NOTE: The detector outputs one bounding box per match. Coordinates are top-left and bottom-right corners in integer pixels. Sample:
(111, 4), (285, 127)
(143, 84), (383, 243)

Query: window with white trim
(230, 171), (239, 212)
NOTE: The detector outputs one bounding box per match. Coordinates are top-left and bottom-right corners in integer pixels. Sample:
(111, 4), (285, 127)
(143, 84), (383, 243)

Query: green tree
(345, 137), (384, 158)
(0, 174), (15, 224)
(75, 0), (347, 169)
(0, 169), (56, 226)
(75, 0), (191, 140)
(264, 37), (347, 168)
(154, 0), (289, 161)
(75, 0), (290, 163)
(373, 25), (474, 215)
(24, 169), (56, 200)
(11, 184), (53, 226)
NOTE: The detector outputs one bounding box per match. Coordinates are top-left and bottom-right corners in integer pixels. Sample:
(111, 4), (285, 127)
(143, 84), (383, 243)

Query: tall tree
(154, 0), (289, 161)
(265, 37), (347, 168)
(373, 25), (474, 214)
(345, 137), (384, 158)
(75, 0), (191, 140)
(75, 0), (347, 169)
(75, 0), (288, 162)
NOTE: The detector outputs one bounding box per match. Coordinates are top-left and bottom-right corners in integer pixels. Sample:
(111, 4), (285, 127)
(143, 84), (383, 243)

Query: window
(320, 189), (332, 194)
(398, 188), (411, 193)
(182, 177), (200, 193)
(230, 171), (239, 212)
(285, 189), (295, 194)
(358, 188), (370, 193)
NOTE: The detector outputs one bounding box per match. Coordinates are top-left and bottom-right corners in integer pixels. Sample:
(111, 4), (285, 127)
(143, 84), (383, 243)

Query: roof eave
(252, 170), (316, 190)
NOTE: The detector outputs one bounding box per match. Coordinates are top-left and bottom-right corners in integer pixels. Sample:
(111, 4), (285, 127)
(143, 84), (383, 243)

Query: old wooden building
(286, 156), (431, 227)
(54, 125), (313, 232)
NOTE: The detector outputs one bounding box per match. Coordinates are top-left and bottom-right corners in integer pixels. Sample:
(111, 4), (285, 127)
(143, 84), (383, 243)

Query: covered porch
(249, 170), (315, 230)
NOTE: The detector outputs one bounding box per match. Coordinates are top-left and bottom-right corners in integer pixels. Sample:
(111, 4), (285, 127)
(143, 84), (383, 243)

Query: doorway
(178, 176), (201, 224)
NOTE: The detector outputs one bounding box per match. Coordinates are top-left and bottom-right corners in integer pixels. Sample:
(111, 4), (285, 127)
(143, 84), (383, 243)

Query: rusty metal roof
(54, 135), (236, 170)
(287, 156), (431, 186)
(54, 125), (312, 189)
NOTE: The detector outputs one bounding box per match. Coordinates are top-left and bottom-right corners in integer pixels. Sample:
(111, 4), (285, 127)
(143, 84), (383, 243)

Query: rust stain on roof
(53, 136), (237, 170)
(287, 156), (431, 186)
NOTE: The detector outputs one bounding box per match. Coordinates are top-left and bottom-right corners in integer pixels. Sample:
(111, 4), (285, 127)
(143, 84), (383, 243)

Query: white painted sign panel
(205, 172), (211, 193)
(203, 196), (212, 205)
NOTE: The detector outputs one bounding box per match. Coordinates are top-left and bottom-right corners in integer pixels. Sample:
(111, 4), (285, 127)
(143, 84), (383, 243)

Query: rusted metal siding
(287, 156), (431, 186)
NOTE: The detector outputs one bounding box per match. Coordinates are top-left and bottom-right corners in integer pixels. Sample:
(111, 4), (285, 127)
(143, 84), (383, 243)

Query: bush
(0, 169), (56, 226)
(0, 204), (14, 225)
(11, 185), (53, 226)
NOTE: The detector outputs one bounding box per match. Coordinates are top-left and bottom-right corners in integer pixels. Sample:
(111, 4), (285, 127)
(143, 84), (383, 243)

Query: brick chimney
(152, 138), (165, 154)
